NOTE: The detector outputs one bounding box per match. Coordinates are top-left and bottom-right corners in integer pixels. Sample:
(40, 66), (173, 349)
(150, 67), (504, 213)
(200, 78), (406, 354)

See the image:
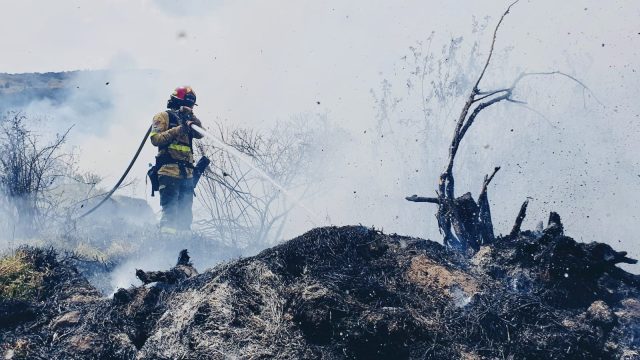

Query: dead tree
(406, 1), (600, 254)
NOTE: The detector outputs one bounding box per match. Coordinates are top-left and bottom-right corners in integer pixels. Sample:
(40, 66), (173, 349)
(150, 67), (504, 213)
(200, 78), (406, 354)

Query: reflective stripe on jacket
(150, 111), (203, 178)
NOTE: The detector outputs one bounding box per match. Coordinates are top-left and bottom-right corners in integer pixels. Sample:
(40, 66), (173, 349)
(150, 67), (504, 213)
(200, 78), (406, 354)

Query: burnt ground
(1, 218), (639, 359)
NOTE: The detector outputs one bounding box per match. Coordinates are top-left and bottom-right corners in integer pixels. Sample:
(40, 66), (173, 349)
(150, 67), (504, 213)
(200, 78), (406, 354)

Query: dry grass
(407, 254), (479, 297)
(0, 249), (44, 300)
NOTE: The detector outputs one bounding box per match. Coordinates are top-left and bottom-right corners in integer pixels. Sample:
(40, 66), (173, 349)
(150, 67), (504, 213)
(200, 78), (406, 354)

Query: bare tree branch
(508, 71), (604, 106)
(510, 199), (530, 237)
(473, 0), (521, 94)
(195, 120), (315, 247)
(405, 195), (440, 204)
(506, 101), (558, 129)
(477, 167), (500, 245)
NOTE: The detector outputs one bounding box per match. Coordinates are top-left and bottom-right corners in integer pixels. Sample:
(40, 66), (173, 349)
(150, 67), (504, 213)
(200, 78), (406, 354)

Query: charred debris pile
(1, 215), (639, 359)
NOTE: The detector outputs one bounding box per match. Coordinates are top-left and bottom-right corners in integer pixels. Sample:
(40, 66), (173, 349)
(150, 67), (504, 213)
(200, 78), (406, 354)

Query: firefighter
(149, 86), (203, 234)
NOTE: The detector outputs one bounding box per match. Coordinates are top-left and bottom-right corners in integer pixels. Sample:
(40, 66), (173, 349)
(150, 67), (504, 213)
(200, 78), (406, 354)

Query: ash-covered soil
(1, 217), (639, 359)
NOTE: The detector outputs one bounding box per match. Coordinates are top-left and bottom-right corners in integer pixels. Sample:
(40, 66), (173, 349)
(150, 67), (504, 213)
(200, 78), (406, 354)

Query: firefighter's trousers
(158, 175), (194, 233)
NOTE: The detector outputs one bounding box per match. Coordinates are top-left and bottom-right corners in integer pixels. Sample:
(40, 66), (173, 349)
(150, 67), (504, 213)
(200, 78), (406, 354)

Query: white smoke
(0, 0), (638, 276)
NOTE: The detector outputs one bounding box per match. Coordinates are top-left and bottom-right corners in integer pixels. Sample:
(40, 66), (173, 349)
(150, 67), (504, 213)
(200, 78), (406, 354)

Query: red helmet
(170, 86), (197, 107)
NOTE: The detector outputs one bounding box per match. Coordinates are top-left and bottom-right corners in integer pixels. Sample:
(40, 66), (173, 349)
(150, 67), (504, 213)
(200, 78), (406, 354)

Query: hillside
(0, 72), (78, 109)
(1, 216), (639, 359)
(0, 70), (120, 113)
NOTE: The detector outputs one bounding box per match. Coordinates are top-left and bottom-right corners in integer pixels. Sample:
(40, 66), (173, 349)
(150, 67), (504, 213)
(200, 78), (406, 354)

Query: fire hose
(78, 122), (319, 225)
(77, 126), (152, 219)
(77, 122), (207, 219)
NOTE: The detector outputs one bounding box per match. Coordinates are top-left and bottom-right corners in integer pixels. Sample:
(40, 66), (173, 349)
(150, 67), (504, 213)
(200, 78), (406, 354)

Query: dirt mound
(1, 221), (639, 359)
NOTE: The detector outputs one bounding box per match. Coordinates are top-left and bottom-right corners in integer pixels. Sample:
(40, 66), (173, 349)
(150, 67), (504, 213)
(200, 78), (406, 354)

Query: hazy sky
(2, 0), (639, 268)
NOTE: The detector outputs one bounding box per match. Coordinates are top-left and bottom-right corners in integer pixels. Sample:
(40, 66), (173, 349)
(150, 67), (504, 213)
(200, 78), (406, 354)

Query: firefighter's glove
(179, 124), (191, 136)
(178, 107), (195, 135)
(179, 106), (193, 118)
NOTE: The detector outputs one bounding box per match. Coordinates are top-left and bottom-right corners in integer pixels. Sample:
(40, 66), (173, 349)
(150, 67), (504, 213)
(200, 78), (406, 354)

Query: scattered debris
(135, 249), (198, 285)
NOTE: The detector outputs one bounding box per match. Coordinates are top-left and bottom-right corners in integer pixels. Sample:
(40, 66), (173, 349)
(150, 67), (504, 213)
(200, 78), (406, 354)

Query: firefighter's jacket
(150, 110), (203, 178)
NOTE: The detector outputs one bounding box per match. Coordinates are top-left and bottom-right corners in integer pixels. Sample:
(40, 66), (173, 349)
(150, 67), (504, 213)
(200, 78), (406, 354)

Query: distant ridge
(0, 70), (115, 111)
(0, 71), (77, 108)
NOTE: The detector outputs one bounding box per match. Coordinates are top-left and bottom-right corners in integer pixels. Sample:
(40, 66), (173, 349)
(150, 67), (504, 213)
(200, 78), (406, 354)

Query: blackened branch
(473, 0), (521, 93)
(405, 195), (440, 204)
(478, 167), (501, 245)
(510, 199), (530, 237)
(481, 167), (501, 195)
(473, 89), (510, 103)
(443, 1), (519, 186)
(458, 93), (510, 142)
